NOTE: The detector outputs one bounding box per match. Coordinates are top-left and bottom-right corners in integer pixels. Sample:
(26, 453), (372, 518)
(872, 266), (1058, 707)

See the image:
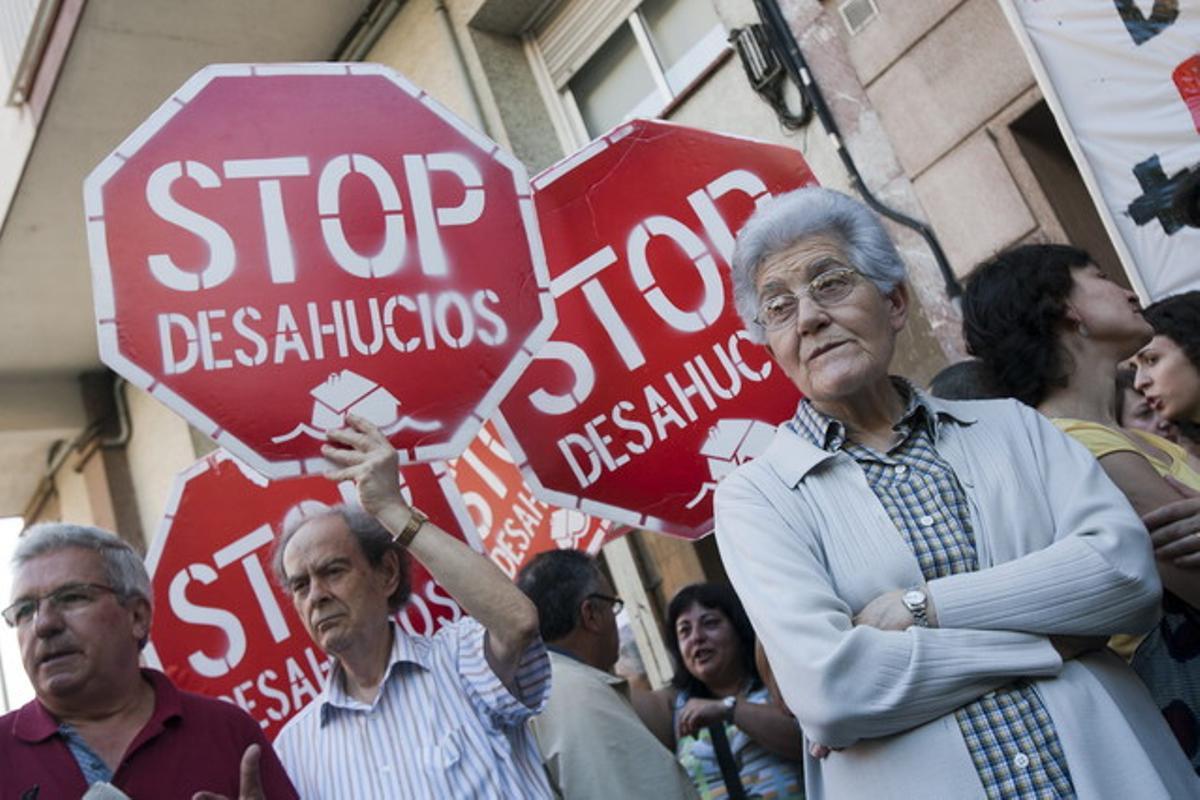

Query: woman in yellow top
(962, 244), (1200, 773)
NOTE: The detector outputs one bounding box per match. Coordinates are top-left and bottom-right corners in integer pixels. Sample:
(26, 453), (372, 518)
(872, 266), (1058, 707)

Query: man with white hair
(0, 523), (296, 799)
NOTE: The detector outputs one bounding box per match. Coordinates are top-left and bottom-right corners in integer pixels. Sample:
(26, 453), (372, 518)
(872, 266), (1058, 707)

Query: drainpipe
(433, 0), (494, 138)
(21, 375), (132, 525)
(755, 0), (962, 299)
(333, 1), (492, 138)
(331, 0), (403, 61)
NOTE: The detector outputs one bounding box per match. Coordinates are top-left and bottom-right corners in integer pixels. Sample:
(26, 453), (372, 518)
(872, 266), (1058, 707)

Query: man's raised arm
(323, 415), (541, 694)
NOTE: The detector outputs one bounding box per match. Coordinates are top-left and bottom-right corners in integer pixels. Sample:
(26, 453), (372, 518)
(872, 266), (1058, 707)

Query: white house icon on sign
(272, 369), (441, 443)
(685, 418), (776, 509)
(310, 370), (399, 431)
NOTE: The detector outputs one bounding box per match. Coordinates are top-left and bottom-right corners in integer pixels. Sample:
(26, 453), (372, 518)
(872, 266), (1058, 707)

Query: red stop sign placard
(451, 419), (611, 579)
(84, 64), (553, 478)
(494, 121), (813, 539)
(143, 451), (478, 739)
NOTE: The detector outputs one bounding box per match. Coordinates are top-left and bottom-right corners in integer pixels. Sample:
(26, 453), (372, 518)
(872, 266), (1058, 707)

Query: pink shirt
(0, 669), (297, 799)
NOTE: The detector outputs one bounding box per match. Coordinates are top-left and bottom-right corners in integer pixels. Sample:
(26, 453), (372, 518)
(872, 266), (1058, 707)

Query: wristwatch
(722, 695), (737, 723)
(394, 507), (427, 547)
(902, 588), (929, 627)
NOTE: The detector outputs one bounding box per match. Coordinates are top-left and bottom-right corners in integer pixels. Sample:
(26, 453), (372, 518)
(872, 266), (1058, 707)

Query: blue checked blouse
(788, 383), (1075, 800)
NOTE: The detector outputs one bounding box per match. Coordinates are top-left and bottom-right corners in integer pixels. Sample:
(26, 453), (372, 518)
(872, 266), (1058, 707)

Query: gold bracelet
(394, 507), (427, 547)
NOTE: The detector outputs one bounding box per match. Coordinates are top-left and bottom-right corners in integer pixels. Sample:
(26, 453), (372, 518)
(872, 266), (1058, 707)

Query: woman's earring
(1077, 322), (1090, 338)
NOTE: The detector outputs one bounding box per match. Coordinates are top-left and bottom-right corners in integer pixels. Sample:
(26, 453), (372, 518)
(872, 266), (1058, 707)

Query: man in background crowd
(518, 549), (699, 800)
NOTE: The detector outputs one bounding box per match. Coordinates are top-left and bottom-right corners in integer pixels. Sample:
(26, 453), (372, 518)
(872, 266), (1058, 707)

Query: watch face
(903, 590), (925, 608)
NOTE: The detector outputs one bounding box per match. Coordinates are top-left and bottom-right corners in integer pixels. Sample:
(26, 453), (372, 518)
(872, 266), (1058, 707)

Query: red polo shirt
(0, 669), (297, 799)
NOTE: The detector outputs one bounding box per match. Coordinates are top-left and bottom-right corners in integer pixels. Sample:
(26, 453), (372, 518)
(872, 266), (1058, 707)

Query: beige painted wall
(837, 0), (1065, 278)
(671, 0), (848, 193)
(123, 386), (200, 547)
(52, 457), (99, 526)
(366, 0), (486, 133)
(30, 385), (196, 546)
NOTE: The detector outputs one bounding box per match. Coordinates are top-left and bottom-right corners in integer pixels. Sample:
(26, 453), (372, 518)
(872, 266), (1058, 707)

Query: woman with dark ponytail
(963, 244), (1200, 772)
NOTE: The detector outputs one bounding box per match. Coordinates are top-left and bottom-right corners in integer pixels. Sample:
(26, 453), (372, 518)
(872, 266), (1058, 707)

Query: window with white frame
(527, 0), (728, 147)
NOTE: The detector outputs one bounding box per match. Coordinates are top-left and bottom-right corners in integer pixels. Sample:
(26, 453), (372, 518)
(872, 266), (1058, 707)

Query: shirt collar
(546, 649), (627, 688)
(319, 619), (431, 724)
(769, 380), (978, 486)
(545, 644), (581, 663)
(790, 377), (968, 452)
(14, 668), (181, 744)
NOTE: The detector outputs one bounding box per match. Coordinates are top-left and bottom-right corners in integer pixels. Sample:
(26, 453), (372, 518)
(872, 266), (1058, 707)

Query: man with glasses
(518, 550), (699, 800)
(0, 523), (297, 799)
(270, 416), (554, 799)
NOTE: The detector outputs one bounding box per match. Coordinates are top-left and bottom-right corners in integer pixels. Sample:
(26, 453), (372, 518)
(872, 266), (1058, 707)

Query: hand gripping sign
(143, 451), (478, 740)
(84, 64), (554, 478)
(494, 120), (813, 539)
(451, 420), (612, 579)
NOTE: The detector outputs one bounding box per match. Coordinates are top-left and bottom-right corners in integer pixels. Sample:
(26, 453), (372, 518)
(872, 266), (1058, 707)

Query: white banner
(1000, 0), (1200, 300)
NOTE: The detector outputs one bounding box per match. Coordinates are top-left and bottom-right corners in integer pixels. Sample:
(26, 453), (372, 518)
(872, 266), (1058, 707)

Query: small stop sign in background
(450, 419), (611, 580)
(143, 451), (478, 740)
(84, 63), (554, 478)
(495, 120), (813, 539)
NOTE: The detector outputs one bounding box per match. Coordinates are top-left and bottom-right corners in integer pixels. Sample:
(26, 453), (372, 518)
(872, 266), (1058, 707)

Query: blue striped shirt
(789, 382), (1075, 799)
(274, 617), (554, 799)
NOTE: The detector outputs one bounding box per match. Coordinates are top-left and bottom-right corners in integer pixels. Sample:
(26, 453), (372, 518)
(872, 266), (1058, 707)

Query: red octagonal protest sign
(84, 64), (553, 478)
(495, 120), (813, 539)
(143, 451), (478, 740)
(451, 419), (612, 580)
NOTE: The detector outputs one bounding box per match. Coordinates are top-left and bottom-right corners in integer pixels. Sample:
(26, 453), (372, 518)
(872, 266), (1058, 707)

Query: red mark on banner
(1174, 55), (1200, 134)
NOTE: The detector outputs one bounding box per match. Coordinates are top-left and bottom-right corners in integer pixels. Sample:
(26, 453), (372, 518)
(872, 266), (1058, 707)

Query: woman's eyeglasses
(754, 267), (861, 331)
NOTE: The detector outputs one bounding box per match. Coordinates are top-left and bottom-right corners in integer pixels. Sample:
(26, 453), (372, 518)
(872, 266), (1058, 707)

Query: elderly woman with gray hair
(712, 187), (1199, 799)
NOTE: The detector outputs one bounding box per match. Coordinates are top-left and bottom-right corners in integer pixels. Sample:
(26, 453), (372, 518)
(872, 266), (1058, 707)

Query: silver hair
(730, 187), (907, 342)
(13, 523), (151, 606)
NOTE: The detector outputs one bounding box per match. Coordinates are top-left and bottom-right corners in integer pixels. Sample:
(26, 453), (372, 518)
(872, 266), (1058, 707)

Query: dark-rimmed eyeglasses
(2, 583), (122, 628)
(754, 267), (861, 331)
(587, 593), (624, 615)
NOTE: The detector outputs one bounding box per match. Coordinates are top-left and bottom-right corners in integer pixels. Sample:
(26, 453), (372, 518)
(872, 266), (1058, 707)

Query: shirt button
(894, 464), (908, 476)
(918, 514), (935, 526)
(1013, 753), (1030, 769)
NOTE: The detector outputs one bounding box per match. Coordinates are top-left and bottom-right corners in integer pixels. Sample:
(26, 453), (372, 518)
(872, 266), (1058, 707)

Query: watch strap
(395, 507), (427, 547)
